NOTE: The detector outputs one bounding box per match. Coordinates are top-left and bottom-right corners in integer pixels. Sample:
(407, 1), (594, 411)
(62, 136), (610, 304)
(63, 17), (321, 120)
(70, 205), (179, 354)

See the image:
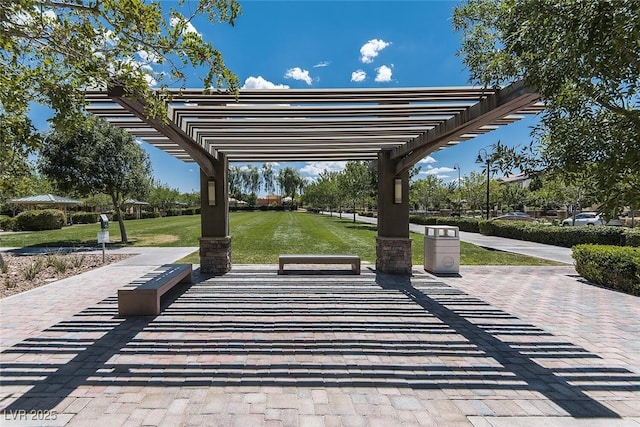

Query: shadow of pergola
(1, 268), (636, 418)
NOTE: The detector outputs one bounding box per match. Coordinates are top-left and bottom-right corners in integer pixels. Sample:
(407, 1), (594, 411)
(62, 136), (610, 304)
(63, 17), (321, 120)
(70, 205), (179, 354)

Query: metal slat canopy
(84, 82), (543, 171)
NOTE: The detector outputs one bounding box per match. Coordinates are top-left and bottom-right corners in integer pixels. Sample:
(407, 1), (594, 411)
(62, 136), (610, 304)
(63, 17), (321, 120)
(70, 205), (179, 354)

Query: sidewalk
(1, 251), (638, 426)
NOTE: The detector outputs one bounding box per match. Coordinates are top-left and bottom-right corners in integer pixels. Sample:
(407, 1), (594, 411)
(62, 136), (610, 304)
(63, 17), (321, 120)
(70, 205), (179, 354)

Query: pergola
(84, 81), (543, 274)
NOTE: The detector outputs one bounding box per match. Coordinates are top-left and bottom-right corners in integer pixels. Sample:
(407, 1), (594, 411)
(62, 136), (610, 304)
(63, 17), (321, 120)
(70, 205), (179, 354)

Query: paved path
(1, 250), (638, 426)
(325, 212), (574, 265)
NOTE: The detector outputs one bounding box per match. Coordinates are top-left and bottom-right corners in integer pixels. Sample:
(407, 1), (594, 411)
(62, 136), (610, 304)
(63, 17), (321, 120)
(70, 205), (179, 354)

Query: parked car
(561, 212), (604, 227)
(493, 212), (536, 222)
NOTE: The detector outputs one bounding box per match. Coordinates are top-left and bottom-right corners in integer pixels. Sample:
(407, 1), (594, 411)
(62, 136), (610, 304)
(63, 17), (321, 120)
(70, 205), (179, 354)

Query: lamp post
(453, 163), (461, 215)
(476, 148), (491, 220)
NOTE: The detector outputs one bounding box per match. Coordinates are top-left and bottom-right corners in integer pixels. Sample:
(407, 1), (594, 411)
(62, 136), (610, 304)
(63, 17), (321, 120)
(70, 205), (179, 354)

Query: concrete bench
(118, 264), (192, 316)
(278, 254), (361, 275)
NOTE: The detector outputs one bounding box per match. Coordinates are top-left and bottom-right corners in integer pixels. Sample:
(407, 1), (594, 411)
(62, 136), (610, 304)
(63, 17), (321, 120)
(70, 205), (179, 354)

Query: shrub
(13, 209), (66, 231)
(573, 245), (640, 295)
(479, 221), (626, 247)
(0, 215), (15, 231)
(23, 257), (45, 280)
(72, 212), (99, 224)
(141, 211), (161, 219)
(409, 215), (481, 233)
(626, 229), (640, 247)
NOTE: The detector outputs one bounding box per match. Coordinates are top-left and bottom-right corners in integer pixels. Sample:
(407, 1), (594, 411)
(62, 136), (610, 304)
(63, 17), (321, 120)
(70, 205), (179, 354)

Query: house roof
(9, 194), (82, 205)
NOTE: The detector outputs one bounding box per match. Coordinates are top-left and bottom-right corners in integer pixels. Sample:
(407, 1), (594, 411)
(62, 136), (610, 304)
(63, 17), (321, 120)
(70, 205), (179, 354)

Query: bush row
(409, 216), (639, 248)
(409, 215), (481, 233)
(572, 245), (640, 295)
(478, 221), (631, 247)
(12, 209), (66, 231)
(71, 212), (99, 224)
(230, 205), (289, 212)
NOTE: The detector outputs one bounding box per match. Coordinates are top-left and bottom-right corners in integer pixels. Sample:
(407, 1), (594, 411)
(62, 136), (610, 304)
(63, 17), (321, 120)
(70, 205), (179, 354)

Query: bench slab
(118, 264), (192, 316)
(278, 254), (361, 275)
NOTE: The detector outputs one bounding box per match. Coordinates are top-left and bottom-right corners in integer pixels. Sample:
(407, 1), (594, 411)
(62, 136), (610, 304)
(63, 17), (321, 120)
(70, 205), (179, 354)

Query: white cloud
(351, 70), (367, 83)
(418, 156), (437, 164)
(423, 166), (455, 175)
(313, 61), (330, 68)
(300, 161), (347, 177)
(360, 39), (390, 63)
(375, 65), (393, 82)
(242, 76), (290, 89)
(170, 15), (202, 37)
(138, 50), (161, 64)
(284, 67), (313, 85)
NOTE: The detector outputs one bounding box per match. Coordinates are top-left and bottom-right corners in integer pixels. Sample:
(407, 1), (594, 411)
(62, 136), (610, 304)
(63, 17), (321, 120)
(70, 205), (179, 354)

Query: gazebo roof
(9, 194), (82, 205)
(124, 199), (149, 206)
(84, 81), (543, 176)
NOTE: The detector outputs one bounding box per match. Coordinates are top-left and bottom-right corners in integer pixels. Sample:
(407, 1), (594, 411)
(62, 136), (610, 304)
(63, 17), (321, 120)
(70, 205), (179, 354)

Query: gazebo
(124, 199), (150, 219)
(84, 81), (543, 274)
(8, 194), (82, 220)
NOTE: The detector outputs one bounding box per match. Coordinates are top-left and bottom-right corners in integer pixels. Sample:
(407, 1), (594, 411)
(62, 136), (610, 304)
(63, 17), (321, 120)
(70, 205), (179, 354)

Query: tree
(410, 176), (443, 214)
(262, 163), (276, 205)
(39, 116), (152, 243)
(148, 182), (181, 213)
(2, 0), (240, 191)
(453, 0), (640, 215)
(0, 115), (42, 196)
(242, 165), (261, 206)
(337, 162), (372, 222)
(301, 170), (342, 215)
(278, 167), (305, 202)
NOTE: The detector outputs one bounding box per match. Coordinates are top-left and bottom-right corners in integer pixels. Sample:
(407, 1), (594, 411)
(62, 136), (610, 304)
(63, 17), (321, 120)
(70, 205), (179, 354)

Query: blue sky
(37, 0), (540, 194)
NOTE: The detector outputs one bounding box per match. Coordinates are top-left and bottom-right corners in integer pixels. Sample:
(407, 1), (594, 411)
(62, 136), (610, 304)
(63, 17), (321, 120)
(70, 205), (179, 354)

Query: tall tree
(262, 162), (276, 205)
(453, 0), (640, 215)
(337, 161), (373, 223)
(39, 116), (152, 243)
(2, 0), (240, 190)
(243, 165), (261, 206)
(278, 167), (305, 202)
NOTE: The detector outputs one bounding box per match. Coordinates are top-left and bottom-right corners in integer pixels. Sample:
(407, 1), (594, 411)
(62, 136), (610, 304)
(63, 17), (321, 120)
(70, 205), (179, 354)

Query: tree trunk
(111, 194), (128, 243)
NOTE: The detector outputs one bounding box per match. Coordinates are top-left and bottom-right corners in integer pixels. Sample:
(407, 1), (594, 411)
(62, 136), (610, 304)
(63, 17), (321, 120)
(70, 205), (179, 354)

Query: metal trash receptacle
(424, 225), (460, 274)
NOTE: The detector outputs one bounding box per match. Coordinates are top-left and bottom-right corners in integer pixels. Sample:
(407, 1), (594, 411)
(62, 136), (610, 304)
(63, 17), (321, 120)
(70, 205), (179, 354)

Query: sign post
(98, 214), (110, 263)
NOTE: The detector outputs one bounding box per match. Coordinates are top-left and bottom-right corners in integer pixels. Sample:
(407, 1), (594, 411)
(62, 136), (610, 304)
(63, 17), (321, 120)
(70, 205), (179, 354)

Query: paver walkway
(1, 251), (638, 426)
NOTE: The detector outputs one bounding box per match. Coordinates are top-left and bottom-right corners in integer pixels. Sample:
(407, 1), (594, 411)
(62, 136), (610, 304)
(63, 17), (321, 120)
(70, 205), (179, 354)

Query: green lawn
(0, 211), (561, 266)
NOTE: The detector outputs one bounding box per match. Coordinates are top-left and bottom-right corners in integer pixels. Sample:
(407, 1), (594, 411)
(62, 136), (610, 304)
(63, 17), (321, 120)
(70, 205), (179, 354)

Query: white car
(562, 212), (604, 227)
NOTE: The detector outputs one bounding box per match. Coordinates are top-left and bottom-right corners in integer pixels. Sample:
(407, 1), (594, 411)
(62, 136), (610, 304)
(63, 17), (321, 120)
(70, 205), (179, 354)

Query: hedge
(72, 212), (99, 224)
(0, 215), (14, 231)
(479, 221), (628, 247)
(13, 209), (66, 231)
(409, 215), (481, 233)
(626, 229), (640, 247)
(572, 245), (640, 295)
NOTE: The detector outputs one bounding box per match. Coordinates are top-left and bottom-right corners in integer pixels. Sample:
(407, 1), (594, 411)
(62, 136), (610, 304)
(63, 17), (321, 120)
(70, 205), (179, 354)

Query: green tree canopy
(453, 0), (640, 215)
(39, 115), (152, 243)
(2, 0), (240, 190)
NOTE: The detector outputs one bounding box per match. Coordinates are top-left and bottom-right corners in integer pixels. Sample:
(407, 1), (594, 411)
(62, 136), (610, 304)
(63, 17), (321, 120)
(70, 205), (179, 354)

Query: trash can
(424, 225), (460, 274)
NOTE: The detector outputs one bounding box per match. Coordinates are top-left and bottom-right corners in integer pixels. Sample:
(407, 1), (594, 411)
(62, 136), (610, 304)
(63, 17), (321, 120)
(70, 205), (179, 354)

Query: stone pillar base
(376, 237), (412, 274)
(199, 236), (231, 274)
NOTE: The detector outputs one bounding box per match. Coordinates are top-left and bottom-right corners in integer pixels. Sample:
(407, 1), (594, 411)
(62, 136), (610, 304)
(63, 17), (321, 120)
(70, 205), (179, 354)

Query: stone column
(199, 153), (231, 274)
(376, 150), (412, 274)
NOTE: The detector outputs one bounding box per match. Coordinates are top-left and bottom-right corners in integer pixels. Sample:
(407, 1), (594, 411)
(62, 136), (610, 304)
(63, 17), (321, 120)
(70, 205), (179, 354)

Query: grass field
(0, 211), (561, 266)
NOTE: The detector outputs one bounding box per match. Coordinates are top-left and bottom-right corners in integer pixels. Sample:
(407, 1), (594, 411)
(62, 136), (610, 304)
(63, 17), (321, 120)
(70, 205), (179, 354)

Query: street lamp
(475, 148), (491, 220)
(453, 163), (461, 215)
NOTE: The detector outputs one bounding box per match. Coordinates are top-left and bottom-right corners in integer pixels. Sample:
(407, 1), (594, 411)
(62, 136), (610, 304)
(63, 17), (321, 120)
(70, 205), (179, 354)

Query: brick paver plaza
(1, 249), (639, 426)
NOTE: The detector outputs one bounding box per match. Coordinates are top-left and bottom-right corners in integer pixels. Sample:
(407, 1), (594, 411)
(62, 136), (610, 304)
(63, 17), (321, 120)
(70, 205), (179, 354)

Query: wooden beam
(392, 81), (541, 175)
(108, 86), (219, 178)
